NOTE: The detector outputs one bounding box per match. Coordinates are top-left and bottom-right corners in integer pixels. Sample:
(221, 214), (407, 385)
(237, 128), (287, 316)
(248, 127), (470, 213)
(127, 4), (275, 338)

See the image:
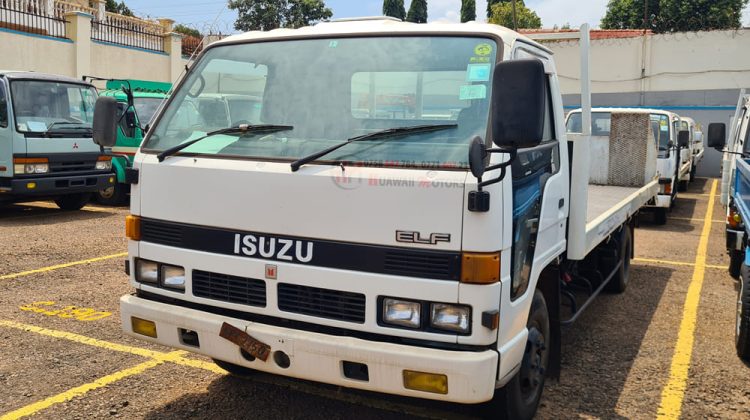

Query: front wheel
(736, 264), (750, 365)
(481, 290), (549, 420)
(678, 179), (689, 192)
(605, 227), (632, 293)
(96, 183), (128, 206)
(729, 250), (743, 280)
(54, 193), (91, 211)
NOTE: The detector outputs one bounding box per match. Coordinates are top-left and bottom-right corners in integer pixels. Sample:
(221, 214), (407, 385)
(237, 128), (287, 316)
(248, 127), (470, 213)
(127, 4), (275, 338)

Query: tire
(736, 264), (750, 365)
(605, 227), (632, 293)
(678, 179), (689, 192)
(212, 358), (256, 377)
(54, 193), (91, 211)
(481, 290), (549, 420)
(729, 250), (743, 280)
(96, 183), (128, 206)
(690, 164), (697, 180)
(654, 208), (668, 225)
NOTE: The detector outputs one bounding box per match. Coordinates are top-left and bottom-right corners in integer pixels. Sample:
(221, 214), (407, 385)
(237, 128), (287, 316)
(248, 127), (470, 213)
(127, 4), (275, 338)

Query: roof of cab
(211, 18), (549, 54)
(0, 70), (93, 86)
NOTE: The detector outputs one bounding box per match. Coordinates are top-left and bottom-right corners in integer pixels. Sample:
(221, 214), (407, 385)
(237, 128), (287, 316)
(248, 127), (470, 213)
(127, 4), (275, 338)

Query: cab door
(0, 80), (11, 179)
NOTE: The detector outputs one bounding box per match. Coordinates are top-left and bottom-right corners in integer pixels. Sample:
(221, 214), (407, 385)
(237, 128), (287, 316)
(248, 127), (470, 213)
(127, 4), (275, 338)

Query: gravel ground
(0, 178), (747, 419)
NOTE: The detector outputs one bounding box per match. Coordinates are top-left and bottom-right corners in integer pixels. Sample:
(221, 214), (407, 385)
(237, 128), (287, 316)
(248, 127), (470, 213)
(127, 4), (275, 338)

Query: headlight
(430, 303), (471, 333)
(382, 298), (421, 328)
(160, 264), (185, 291)
(14, 163), (49, 174)
(95, 160), (112, 170)
(135, 259), (158, 284)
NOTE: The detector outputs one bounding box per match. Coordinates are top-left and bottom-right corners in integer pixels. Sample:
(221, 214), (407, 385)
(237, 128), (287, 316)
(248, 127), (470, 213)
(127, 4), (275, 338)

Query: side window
(509, 76), (559, 300)
(0, 83), (7, 128)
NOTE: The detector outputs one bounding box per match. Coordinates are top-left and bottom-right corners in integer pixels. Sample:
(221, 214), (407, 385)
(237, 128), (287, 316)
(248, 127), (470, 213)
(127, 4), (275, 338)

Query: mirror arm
(477, 148), (517, 189)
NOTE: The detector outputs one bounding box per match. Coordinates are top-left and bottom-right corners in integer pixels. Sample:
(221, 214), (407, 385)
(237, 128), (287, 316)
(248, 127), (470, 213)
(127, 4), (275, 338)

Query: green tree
(461, 0), (476, 22)
(601, 0), (748, 32)
(105, 0), (134, 17)
(229, 0), (332, 32)
(383, 0), (406, 20)
(174, 24), (201, 38)
(487, 0), (507, 18)
(489, 0), (542, 29)
(406, 0), (428, 23)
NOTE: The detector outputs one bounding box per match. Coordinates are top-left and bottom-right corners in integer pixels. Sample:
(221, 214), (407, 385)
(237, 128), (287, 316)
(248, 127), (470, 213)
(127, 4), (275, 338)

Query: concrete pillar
(43, 0), (54, 17)
(163, 32), (184, 83)
(93, 0), (105, 19)
(64, 12), (93, 79)
(158, 18), (175, 33)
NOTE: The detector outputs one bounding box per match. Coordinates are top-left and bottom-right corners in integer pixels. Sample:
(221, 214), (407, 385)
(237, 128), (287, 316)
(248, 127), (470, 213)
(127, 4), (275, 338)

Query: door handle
(558, 198), (564, 208)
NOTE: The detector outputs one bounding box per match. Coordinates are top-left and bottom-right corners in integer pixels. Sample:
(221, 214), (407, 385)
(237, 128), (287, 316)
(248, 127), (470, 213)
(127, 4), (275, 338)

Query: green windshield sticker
(474, 43), (492, 56)
(329, 40), (339, 48)
(467, 64), (491, 82)
(459, 85), (487, 100)
(470, 56), (491, 63)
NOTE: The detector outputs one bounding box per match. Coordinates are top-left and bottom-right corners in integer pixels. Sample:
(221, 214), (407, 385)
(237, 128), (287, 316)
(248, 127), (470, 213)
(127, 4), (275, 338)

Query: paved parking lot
(1, 177), (748, 419)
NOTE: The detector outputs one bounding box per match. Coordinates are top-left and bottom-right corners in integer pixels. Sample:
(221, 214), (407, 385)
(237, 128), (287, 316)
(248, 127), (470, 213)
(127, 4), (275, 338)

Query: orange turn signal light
(97, 155), (112, 161)
(461, 252), (500, 284)
(125, 215), (141, 241)
(729, 209), (742, 229)
(664, 182), (672, 195)
(13, 157), (48, 164)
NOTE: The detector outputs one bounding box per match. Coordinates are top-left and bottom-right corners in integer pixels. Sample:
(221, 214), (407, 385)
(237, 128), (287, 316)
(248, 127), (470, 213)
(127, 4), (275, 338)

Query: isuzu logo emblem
(265, 264), (277, 280)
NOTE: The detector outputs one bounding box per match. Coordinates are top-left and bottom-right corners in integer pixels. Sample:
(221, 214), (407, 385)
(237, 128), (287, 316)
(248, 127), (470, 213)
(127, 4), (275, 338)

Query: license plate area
(219, 322), (271, 362)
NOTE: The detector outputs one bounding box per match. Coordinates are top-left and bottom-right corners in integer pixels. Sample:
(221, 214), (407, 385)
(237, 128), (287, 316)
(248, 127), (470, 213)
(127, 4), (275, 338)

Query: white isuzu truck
(566, 107), (690, 224)
(90, 20), (658, 418)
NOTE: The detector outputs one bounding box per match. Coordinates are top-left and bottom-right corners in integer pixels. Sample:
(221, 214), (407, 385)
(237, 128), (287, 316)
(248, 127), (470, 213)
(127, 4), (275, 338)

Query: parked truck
(682, 116), (704, 179)
(566, 107), (688, 224)
(95, 79), (170, 205)
(90, 21), (659, 418)
(0, 71), (114, 210)
(705, 93), (750, 364)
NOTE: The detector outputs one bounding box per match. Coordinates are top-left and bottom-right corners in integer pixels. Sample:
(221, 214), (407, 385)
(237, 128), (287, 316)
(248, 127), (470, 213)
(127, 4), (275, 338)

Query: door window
(0, 83), (7, 128)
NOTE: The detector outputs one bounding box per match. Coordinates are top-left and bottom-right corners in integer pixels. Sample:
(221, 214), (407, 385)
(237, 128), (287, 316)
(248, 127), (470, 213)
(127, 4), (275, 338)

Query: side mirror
(707, 123), (726, 150)
(678, 130), (689, 148)
(491, 59), (546, 149)
(93, 96), (118, 148)
(468, 136), (488, 179)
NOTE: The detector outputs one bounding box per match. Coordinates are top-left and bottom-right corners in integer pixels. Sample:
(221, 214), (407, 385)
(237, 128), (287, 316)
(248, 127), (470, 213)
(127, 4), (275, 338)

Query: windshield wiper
(290, 124), (458, 172)
(157, 124), (294, 162)
(46, 121), (90, 132)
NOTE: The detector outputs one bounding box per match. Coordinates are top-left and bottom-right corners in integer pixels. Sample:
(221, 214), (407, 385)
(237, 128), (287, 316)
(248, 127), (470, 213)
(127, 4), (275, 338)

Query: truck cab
(566, 107), (682, 224)
(0, 71), (114, 210)
(681, 116), (704, 179)
(96, 80), (170, 205)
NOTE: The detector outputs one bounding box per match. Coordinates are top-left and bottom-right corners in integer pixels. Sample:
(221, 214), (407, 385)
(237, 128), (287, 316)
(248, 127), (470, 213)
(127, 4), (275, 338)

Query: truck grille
(384, 250), (457, 279)
(140, 219), (183, 247)
(49, 160), (96, 174)
(277, 283), (366, 323)
(192, 270), (266, 307)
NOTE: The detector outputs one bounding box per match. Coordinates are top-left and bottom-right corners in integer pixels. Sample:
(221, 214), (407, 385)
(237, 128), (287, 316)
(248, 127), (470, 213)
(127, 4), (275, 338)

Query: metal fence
(181, 35), (202, 57)
(91, 17), (164, 52)
(0, 1), (67, 39)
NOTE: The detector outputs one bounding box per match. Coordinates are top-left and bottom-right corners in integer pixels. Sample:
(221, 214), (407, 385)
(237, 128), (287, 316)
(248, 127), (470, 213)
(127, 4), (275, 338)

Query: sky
(123, 0), (750, 34)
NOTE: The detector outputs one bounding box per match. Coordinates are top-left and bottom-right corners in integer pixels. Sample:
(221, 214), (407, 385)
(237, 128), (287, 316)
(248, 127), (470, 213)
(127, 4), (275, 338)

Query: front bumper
(647, 194), (672, 209)
(121, 294), (499, 403)
(9, 173), (113, 196)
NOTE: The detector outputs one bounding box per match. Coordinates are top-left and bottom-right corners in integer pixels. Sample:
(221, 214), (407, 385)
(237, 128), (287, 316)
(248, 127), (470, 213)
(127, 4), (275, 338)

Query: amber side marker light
(131, 317), (157, 338)
(728, 209), (742, 229)
(664, 182), (672, 195)
(125, 215), (141, 241)
(461, 252), (500, 284)
(403, 370), (448, 394)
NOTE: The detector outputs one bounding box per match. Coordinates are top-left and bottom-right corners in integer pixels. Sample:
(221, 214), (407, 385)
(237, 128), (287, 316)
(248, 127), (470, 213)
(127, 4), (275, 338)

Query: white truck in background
(89, 20), (658, 418)
(566, 107), (688, 225)
(681, 116), (704, 179)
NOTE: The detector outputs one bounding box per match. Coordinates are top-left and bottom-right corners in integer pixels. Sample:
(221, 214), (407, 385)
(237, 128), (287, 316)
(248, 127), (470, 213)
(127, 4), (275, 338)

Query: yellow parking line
(633, 257), (727, 271)
(656, 179), (718, 419)
(0, 320), (224, 374)
(0, 358), (167, 420)
(0, 253), (127, 281)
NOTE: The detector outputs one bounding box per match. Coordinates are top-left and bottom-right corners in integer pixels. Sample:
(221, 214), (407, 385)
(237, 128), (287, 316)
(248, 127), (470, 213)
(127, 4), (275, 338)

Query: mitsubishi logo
(72, 143), (79, 149)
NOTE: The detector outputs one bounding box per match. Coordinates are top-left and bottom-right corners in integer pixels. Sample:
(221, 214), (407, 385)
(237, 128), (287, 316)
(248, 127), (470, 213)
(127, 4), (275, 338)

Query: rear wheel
(212, 358), (257, 378)
(736, 264), (750, 365)
(729, 250), (743, 280)
(691, 164), (697, 180)
(96, 183), (128, 206)
(54, 193), (91, 211)
(678, 179), (689, 192)
(654, 208), (668, 225)
(606, 227), (632, 293)
(481, 290), (549, 420)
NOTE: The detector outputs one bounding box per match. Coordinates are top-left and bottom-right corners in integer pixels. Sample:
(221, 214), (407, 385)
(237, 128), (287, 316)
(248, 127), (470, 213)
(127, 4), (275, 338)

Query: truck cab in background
(0, 71), (114, 210)
(682, 116), (704, 179)
(673, 115), (695, 191)
(566, 108), (685, 224)
(96, 80), (170, 205)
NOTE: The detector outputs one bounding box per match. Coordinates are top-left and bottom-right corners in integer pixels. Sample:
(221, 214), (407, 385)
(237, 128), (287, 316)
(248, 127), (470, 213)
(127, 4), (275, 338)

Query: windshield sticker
(660, 119), (669, 131)
(467, 64), (491, 82)
(26, 121), (47, 132)
(459, 85), (487, 100)
(328, 40), (339, 48)
(470, 56), (491, 63)
(474, 43), (493, 56)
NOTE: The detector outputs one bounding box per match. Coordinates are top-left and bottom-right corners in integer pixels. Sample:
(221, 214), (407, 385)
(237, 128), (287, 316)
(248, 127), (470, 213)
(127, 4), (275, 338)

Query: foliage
(229, 0), (333, 32)
(174, 24), (201, 38)
(461, 0), (476, 22)
(601, 0), (749, 32)
(406, 0), (428, 23)
(105, 0), (134, 17)
(489, 0), (542, 29)
(486, 0), (508, 18)
(383, 0), (406, 20)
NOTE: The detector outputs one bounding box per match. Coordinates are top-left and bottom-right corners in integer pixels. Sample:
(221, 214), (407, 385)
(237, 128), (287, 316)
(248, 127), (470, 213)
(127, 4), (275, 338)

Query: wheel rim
(738, 278), (744, 344)
(99, 187), (115, 199)
(519, 326), (547, 404)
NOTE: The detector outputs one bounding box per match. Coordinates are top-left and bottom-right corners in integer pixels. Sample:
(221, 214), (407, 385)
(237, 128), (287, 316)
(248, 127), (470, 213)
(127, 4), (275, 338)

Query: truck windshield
(133, 97), (164, 125)
(10, 80), (96, 134)
(144, 36), (499, 168)
(565, 112), (612, 136)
